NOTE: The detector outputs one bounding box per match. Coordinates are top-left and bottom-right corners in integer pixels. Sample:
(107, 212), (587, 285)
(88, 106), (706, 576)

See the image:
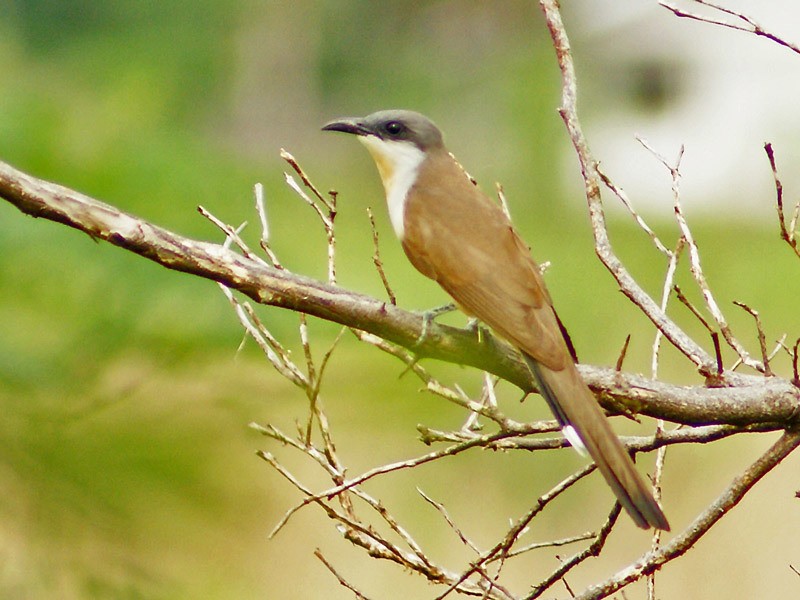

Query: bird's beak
(321, 117), (371, 136)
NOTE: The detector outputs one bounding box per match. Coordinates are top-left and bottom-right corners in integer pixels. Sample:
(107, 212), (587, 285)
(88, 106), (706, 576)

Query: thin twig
(418, 488), (481, 554)
(615, 334), (631, 372)
(434, 464), (597, 600)
(764, 143), (800, 258)
(673, 286), (724, 377)
(220, 288), (308, 387)
(367, 207), (397, 305)
(462, 371), (499, 432)
(659, 0), (800, 56)
(197, 205), (267, 266)
(282, 152), (337, 283)
(647, 236), (682, 598)
(792, 338), (800, 388)
(253, 182), (283, 267)
(652, 238), (685, 378)
(673, 285), (712, 332)
(597, 167), (671, 256)
(281, 148), (332, 209)
(733, 301), (773, 376)
(639, 136), (762, 373)
(262, 433), (509, 538)
(525, 504), (621, 599)
(501, 532), (595, 560)
(315, 549), (374, 600)
(299, 314), (319, 445)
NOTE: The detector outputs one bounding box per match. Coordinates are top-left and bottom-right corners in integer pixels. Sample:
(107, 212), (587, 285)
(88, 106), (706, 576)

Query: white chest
(358, 136), (426, 240)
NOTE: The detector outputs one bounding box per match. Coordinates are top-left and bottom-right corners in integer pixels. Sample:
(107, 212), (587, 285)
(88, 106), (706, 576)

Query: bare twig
(263, 432), (508, 535)
(260, 452), (441, 580)
(501, 532), (595, 559)
(597, 167), (671, 257)
(615, 334), (631, 372)
(526, 504), (621, 600)
(418, 489), (481, 554)
(659, 0), (800, 56)
(647, 420), (668, 600)
(221, 288), (308, 387)
(367, 207), (397, 305)
(263, 435), (514, 597)
(646, 236), (683, 598)
(733, 301), (773, 376)
(315, 549), (374, 600)
(461, 371), (499, 432)
(434, 464), (597, 600)
(652, 238), (685, 378)
(281, 148), (332, 209)
(197, 205), (264, 265)
(253, 182), (283, 267)
(764, 143), (800, 259)
(282, 149), (337, 283)
(673, 285), (712, 332)
(639, 136), (763, 374)
(673, 286), (724, 377)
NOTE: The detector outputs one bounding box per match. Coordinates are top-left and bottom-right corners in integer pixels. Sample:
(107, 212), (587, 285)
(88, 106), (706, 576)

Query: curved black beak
(321, 117), (371, 136)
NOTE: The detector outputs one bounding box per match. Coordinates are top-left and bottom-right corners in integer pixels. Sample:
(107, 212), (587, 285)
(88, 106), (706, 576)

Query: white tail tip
(562, 425), (588, 457)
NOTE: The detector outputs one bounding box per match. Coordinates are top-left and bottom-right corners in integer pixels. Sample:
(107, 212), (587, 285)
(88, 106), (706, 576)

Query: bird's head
(322, 110), (444, 190)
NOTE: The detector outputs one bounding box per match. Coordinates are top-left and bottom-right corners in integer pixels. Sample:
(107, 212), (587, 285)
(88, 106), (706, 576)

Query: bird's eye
(384, 121), (404, 136)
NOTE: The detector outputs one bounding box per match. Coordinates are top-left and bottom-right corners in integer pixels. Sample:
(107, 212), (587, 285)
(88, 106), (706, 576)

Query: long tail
(524, 353), (669, 530)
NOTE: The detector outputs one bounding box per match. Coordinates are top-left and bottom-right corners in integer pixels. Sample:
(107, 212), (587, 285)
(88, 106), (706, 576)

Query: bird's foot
(414, 303), (458, 347)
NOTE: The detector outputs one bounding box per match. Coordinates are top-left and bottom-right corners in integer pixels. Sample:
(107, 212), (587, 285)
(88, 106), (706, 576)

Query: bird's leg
(465, 317), (492, 346)
(464, 317), (480, 335)
(414, 302), (458, 347)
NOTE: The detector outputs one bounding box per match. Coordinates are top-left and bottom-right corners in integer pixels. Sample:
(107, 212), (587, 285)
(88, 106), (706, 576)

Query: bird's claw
(414, 303), (457, 347)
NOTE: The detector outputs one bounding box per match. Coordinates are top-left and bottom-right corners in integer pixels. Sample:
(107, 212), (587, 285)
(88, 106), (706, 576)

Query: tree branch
(2, 158), (799, 427)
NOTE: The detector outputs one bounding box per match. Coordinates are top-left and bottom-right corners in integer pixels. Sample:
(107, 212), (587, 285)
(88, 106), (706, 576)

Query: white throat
(358, 136), (426, 239)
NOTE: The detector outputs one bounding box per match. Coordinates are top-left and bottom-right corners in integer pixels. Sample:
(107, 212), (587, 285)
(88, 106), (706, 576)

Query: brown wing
(401, 151), (570, 371)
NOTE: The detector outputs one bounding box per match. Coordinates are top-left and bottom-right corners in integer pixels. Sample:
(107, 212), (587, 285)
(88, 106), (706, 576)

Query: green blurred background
(1, 1), (799, 598)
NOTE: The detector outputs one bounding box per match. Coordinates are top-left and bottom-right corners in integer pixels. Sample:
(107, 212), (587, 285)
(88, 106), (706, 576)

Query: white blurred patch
(564, 1), (800, 219)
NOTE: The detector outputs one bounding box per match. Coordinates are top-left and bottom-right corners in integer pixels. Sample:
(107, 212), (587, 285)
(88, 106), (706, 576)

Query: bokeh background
(1, 1), (800, 598)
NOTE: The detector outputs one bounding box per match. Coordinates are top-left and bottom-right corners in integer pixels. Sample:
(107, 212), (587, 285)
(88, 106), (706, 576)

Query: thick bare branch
(1, 159), (799, 427)
(0, 159), (529, 384)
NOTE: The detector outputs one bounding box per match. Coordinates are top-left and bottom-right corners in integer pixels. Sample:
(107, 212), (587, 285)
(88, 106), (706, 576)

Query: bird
(322, 109), (669, 531)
